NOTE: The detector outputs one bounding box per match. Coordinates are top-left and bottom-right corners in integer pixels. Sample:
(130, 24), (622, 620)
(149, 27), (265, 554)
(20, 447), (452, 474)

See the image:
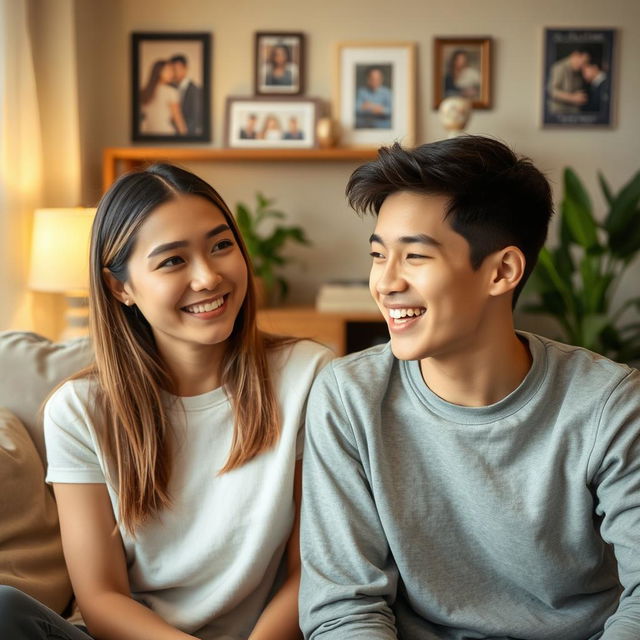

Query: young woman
(140, 60), (188, 135)
(0, 164), (332, 639)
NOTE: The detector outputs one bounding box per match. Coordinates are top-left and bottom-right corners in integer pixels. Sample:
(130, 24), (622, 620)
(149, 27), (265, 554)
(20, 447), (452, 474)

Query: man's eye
(407, 254), (430, 260)
(159, 256), (184, 268)
(369, 251), (384, 259)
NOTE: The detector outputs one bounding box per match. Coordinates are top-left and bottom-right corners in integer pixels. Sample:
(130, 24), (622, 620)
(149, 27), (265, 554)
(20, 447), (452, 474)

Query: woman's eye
(158, 256), (184, 268)
(212, 239), (233, 252)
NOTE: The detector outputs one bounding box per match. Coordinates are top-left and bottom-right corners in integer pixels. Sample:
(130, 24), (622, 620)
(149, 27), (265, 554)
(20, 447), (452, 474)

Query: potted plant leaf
(235, 192), (310, 307)
(524, 167), (640, 365)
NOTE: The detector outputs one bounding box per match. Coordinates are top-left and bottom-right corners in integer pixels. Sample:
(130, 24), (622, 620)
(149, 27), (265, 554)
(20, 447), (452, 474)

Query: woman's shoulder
(267, 338), (334, 381)
(45, 374), (98, 420)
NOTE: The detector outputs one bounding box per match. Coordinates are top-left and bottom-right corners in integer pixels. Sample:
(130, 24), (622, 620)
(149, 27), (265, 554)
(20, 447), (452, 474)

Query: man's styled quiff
(346, 136), (554, 304)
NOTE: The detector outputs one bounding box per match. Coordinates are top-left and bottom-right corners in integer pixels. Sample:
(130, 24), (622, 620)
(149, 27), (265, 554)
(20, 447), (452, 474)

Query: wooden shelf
(102, 146), (379, 191)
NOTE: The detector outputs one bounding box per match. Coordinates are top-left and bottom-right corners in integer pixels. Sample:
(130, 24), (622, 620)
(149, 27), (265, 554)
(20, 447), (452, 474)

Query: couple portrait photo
(543, 29), (614, 126)
(132, 33), (211, 141)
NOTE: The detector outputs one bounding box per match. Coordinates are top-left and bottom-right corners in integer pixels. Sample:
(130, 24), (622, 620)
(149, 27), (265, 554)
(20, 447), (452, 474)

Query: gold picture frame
(433, 37), (492, 110)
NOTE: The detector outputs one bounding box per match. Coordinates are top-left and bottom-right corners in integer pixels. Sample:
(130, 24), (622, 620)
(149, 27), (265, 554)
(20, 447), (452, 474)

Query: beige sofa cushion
(0, 407), (73, 613)
(0, 331), (92, 464)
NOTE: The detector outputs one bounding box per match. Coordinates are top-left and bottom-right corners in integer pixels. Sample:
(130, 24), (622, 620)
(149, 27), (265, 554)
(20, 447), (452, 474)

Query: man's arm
(590, 369), (640, 639)
(299, 365), (398, 640)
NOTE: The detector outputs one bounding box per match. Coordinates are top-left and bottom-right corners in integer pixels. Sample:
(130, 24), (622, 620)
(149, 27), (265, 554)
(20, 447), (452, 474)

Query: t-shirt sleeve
(589, 368), (640, 639)
(294, 343), (335, 461)
(44, 381), (106, 484)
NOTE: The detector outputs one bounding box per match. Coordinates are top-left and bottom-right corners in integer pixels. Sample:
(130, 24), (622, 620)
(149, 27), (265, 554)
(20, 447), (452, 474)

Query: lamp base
(61, 291), (89, 341)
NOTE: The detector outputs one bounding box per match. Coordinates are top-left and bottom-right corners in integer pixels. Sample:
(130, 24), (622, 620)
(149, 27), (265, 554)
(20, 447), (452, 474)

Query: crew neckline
(402, 331), (547, 425)
(163, 385), (229, 412)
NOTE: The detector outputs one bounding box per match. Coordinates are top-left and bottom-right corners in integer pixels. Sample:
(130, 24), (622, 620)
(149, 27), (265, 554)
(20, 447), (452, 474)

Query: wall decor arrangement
(335, 41), (416, 147)
(542, 28), (615, 126)
(254, 32), (305, 96)
(433, 37), (492, 109)
(225, 96), (320, 148)
(131, 32), (211, 142)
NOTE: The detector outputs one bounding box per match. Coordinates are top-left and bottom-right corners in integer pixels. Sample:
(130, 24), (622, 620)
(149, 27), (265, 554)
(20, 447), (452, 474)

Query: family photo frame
(254, 32), (305, 96)
(542, 28), (615, 126)
(131, 32), (211, 142)
(225, 96), (320, 149)
(433, 37), (492, 109)
(335, 41), (416, 147)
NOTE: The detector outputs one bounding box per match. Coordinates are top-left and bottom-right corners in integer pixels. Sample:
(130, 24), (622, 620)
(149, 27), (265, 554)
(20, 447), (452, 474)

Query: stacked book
(315, 280), (379, 313)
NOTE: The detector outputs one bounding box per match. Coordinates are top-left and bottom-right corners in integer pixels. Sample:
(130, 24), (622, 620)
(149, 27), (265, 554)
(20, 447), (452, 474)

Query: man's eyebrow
(147, 224), (230, 258)
(369, 232), (441, 247)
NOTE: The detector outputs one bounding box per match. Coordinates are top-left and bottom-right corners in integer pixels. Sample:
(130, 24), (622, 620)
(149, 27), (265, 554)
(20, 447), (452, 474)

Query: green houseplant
(524, 167), (640, 364)
(235, 192), (310, 304)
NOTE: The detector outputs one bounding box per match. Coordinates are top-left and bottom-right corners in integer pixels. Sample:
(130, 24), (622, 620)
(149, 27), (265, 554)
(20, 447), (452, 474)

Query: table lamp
(28, 207), (96, 340)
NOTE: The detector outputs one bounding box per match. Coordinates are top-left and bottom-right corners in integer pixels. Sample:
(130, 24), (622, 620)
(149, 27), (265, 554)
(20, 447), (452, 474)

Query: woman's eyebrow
(147, 224), (230, 259)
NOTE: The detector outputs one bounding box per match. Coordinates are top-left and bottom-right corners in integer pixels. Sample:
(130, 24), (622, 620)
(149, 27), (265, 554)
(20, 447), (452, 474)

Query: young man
(299, 136), (640, 640)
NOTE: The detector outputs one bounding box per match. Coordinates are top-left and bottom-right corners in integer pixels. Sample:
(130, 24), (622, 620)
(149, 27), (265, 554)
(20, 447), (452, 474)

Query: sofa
(0, 330), (93, 615)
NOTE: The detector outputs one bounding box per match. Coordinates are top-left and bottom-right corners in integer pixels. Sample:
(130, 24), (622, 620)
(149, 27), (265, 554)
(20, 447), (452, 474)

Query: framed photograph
(335, 42), (416, 147)
(131, 32), (211, 142)
(225, 97), (320, 148)
(433, 37), (492, 109)
(543, 28), (615, 126)
(255, 32), (304, 96)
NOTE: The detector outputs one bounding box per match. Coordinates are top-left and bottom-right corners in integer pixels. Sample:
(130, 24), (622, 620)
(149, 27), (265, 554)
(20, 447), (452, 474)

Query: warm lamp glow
(29, 207), (95, 293)
(29, 208), (95, 340)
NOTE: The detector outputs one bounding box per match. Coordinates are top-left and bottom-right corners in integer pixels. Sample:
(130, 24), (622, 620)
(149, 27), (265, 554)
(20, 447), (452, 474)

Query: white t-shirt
(141, 84), (179, 134)
(45, 340), (333, 640)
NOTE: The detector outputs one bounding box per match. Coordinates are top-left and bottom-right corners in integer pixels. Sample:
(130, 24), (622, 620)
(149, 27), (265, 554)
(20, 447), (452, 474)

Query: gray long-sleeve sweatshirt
(300, 332), (640, 640)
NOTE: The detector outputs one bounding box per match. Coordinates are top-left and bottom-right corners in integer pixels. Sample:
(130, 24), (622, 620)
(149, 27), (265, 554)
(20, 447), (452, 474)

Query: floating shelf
(102, 146), (379, 191)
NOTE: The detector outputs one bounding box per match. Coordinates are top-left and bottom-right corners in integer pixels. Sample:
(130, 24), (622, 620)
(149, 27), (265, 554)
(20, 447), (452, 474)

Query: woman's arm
(170, 102), (188, 135)
(248, 460), (303, 640)
(54, 483), (196, 640)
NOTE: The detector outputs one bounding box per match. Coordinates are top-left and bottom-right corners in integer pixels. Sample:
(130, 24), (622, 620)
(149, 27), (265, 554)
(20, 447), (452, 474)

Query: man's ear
(487, 246), (526, 298)
(102, 268), (133, 306)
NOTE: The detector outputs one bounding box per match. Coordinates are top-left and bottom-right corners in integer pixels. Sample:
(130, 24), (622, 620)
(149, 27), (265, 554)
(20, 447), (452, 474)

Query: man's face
(367, 69), (383, 90)
(369, 191), (497, 363)
(172, 62), (187, 83)
(569, 51), (589, 71)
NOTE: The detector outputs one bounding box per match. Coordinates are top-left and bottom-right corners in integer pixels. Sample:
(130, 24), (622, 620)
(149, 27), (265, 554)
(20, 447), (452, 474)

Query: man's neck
(419, 326), (532, 408)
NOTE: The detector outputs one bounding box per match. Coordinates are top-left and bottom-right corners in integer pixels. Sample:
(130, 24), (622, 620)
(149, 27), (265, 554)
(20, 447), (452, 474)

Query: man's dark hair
(170, 54), (188, 66)
(346, 136), (553, 305)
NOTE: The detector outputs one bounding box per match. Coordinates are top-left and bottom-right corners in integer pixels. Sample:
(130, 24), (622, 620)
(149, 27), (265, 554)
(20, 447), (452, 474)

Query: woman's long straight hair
(85, 163), (287, 534)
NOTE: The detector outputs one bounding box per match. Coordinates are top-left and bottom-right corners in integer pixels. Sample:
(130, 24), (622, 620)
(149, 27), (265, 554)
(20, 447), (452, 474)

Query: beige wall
(19, 0), (640, 336)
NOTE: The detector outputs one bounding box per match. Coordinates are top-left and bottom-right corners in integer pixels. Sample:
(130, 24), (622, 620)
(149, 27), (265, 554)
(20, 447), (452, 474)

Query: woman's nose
(190, 260), (223, 291)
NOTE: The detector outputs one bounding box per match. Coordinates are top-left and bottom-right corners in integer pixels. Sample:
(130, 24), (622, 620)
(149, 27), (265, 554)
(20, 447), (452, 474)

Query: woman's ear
(102, 268), (133, 306)
(488, 246), (526, 298)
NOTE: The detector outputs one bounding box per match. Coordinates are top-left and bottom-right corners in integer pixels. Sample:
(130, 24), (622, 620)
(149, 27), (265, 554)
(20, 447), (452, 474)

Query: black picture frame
(131, 32), (211, 142)
(543, 28), (615, 126)
(254, 32), (305, 96)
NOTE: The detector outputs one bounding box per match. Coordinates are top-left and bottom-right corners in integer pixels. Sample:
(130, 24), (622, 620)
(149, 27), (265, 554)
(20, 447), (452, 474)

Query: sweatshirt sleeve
(588, 368), (640, 639)
(299, 363), (398, 640)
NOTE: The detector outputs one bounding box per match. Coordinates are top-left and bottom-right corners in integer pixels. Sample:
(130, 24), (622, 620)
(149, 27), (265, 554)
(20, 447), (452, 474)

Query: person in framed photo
(169, 54), (203, 135)
(355, 66), (392, 129)
(283, 116), (304, 140)
(265, 43), (295, 88)
(443, 49), (481, 100)
(581, 58), (610, 114)
(546, 47), (590, 114)
(139, 59), (188, 136)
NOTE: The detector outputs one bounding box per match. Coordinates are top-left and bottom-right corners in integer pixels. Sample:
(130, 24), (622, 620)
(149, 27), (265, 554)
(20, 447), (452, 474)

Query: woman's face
(272, 46), (288, 66)
(111, 194), (248, 363)
(160, 63), (175, 84)
(453, 52), (468, 72)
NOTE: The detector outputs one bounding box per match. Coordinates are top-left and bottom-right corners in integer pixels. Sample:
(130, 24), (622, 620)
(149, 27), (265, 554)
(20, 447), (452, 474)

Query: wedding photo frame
(131, 32), (211, 142)
(335, 41), (416, 147)
(225, 96), (320, 148)
(542, 28), (615, 126)
(254, 32), (305, 96)
(433, 37), (492, 109)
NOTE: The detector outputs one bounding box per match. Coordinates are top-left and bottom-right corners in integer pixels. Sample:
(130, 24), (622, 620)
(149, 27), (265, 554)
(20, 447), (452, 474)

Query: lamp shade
(29, 208), (96, 293)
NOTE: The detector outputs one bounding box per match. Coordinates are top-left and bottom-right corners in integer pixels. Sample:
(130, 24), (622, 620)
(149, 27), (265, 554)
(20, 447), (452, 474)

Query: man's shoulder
(315, 342), (396, 396)
(528, 331), (637, 393)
